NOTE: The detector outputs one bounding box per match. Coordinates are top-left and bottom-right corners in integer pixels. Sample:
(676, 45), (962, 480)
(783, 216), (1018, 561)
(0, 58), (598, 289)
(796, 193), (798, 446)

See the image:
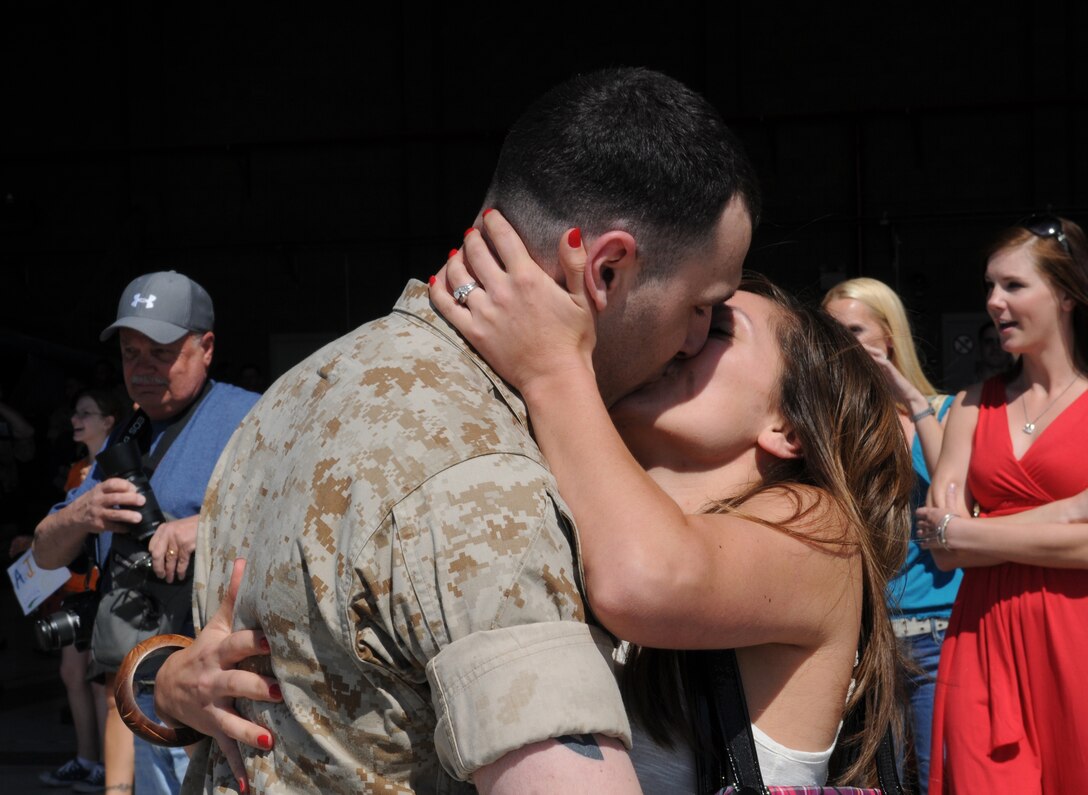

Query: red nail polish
(483, 208), (494, 217)
(568, 227), (582, 248)
(448, 249), (458, 259)
(464, 227), (475, 237)
(428, 275), (437, 286)
(258, 733), (273, 750)
(259, 637), (269, 651)
(269, 683), (283, 699)
(238, 777), (247, 793)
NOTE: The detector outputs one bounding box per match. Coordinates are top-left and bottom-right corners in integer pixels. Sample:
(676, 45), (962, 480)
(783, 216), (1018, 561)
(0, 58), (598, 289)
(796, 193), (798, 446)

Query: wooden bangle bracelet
(115, 634), (205, 747)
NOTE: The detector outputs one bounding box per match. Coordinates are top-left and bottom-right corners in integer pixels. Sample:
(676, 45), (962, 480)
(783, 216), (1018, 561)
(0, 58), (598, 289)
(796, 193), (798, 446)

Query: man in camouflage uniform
(160, 68), (759, 793)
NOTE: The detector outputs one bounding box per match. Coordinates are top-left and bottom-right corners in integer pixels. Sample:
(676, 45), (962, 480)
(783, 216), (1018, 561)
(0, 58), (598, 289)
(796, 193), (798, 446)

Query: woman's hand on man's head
(430, 209), (597, 396)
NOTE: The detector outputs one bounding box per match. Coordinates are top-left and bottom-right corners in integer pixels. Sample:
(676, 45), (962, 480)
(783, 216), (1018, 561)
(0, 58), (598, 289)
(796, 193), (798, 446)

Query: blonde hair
(823, 277), (938, 398)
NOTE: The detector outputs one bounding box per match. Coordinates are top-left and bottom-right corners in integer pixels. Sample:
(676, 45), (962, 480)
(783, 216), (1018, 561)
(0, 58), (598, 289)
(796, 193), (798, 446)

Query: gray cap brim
(100, 316), (191, 344)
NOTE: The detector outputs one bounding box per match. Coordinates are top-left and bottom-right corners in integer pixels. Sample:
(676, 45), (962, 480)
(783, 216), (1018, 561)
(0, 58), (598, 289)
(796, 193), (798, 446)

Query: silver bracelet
(935, 513), (954, 550)
(911, 406), (936, 423)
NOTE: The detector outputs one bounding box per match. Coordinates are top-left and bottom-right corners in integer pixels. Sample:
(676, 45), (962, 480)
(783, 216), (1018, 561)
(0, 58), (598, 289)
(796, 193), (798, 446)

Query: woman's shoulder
(725, 485), (852, 546)
(937, 378), (994, 413)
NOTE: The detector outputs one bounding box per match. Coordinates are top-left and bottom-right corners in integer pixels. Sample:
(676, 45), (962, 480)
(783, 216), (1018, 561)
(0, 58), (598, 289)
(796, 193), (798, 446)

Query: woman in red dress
(917, 215), (1088, 793)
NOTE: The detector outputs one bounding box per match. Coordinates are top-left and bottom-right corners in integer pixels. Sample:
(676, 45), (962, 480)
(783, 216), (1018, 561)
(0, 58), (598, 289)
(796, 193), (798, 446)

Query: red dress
(929, 377), (1088, 793)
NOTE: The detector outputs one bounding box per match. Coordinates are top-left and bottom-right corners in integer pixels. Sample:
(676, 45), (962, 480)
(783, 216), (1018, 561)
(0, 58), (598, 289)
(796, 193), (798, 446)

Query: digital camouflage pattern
(185, 281), (629, 794)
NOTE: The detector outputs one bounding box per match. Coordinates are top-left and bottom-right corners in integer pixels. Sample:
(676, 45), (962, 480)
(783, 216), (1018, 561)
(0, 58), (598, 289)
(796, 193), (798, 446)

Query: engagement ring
(453, 282), (478, 305)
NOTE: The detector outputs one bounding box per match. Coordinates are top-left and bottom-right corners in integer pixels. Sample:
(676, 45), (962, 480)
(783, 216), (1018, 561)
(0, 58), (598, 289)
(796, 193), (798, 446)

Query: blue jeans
(135, 688), (189, 795)
(899, 625), (946, 795)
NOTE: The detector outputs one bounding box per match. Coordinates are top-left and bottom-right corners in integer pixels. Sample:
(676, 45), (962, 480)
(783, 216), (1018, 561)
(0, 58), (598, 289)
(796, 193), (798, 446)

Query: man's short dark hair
(484, 67), (760, 275)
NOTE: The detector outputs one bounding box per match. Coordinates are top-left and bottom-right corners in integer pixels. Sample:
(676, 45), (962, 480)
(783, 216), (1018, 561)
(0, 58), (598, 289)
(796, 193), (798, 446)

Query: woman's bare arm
(918, 510), (1088, 569)
(921, 386), (1004, 569)
(865, 346), (946, 475)
(919, 384), (1088, 569)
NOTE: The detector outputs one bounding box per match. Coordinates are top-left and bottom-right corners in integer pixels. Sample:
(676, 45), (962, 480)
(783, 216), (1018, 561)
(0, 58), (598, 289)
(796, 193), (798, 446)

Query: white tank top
(629, 717), (835, 792)
(614, 645), (839, 789)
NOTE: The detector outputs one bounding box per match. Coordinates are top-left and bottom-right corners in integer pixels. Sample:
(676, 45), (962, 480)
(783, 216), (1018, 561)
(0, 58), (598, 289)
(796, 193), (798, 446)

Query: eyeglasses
(1021, 214), (1072, 257)
(72, 410), (103, 419)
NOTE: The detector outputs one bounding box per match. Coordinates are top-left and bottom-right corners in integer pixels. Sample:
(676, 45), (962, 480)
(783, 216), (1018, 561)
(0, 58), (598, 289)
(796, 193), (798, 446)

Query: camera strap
(95, 379), (214, 591)
(109, 378), (213, 476)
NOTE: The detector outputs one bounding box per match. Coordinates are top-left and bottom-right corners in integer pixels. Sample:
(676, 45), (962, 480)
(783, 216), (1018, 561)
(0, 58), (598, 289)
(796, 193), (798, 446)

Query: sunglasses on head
(1020, 214), (1072, 257)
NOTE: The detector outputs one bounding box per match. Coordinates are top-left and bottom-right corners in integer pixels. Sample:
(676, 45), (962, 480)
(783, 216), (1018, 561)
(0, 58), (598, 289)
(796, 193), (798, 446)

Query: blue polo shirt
(53, 380), (259, 567)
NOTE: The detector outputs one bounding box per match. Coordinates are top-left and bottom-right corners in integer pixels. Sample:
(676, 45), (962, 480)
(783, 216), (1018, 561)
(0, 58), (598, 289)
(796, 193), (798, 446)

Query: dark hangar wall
(2, 2), (1085, 391)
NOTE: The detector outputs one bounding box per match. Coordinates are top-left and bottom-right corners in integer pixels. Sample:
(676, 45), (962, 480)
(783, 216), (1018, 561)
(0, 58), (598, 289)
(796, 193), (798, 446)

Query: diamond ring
(453, 282), (479, 305)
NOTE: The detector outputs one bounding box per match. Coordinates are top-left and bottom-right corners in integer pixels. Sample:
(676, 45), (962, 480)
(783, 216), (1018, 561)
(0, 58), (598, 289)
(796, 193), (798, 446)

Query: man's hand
(155, 559), (280, 792)
(68, 478), (146, 534)
(33, 477), (147, 569)
(148, 515), (199, 582)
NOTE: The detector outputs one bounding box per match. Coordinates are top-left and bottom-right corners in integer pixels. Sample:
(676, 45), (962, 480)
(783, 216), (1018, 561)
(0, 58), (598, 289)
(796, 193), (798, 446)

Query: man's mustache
(129, 375), (170, 386)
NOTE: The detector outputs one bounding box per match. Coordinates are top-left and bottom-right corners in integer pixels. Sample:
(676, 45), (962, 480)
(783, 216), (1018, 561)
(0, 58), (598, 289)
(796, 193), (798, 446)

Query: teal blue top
(886, 395), (963, 619)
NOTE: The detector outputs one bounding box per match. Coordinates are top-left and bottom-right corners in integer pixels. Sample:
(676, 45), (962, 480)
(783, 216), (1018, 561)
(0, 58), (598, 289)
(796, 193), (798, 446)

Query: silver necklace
(1020, 376), (1081, 434)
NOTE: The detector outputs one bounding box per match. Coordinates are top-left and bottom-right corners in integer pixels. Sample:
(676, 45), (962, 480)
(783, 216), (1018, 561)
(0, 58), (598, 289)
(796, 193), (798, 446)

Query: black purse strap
(874, 721), (903, 795)
(692, 649), (767, 795)
(692, 648), (903, 795)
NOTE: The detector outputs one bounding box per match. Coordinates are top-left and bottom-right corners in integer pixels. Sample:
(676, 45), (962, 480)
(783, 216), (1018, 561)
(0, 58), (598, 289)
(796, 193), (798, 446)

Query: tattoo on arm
(556, 733), (604, 761)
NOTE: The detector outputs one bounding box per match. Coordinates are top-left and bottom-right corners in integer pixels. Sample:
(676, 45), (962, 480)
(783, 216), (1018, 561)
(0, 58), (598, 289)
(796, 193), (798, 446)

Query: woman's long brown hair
(621, 273), (913, 786)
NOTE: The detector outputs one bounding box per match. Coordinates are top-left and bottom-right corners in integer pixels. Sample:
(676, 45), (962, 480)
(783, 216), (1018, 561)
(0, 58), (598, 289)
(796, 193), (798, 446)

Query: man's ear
(756, 422), (803, 461)
(582, 230), (639, 312)
(198, 331), (215, 367)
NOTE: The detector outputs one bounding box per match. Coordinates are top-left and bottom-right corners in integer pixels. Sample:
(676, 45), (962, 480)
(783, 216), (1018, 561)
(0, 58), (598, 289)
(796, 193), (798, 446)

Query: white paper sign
(6, 550), (71, 615)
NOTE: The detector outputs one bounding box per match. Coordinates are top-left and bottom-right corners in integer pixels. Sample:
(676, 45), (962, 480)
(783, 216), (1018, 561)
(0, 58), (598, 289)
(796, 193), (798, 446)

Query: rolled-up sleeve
(386, 453), (631, 781)
(427, 621), (631, 781)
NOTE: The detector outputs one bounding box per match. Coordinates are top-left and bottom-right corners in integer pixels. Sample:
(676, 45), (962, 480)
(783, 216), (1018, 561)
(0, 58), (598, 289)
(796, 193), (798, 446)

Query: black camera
(95, 439), (166, 542)
(33, 590), (99, 652)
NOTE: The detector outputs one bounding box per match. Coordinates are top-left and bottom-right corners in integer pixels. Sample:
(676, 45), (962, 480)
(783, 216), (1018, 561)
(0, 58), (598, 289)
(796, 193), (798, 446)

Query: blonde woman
(823, 278), (959, 793)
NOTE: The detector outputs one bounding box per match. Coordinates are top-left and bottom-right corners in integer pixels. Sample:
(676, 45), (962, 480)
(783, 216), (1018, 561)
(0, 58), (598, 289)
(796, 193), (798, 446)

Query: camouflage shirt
(185, 280), (630, 794)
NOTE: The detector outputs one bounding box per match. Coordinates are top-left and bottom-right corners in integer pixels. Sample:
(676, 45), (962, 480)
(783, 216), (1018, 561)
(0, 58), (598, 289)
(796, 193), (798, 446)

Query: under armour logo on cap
(131, 293), (157, 309)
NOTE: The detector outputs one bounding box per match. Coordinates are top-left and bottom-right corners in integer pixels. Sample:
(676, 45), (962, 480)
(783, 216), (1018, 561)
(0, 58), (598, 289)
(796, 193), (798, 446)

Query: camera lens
(33, 592), (98, 652)
(32, 617), (58, 650)
(33, 611), (79, 651)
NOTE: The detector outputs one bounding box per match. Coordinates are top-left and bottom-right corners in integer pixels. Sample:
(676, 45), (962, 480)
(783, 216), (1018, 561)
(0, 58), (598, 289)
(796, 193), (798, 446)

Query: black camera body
(95, 439), (166, 542)
(33, 590), (99, 652)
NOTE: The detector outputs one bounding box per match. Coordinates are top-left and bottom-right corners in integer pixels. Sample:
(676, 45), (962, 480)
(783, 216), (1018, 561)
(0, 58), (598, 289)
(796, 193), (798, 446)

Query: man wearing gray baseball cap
(100, 270), (216, 345)
(33, 271), (259, 795)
